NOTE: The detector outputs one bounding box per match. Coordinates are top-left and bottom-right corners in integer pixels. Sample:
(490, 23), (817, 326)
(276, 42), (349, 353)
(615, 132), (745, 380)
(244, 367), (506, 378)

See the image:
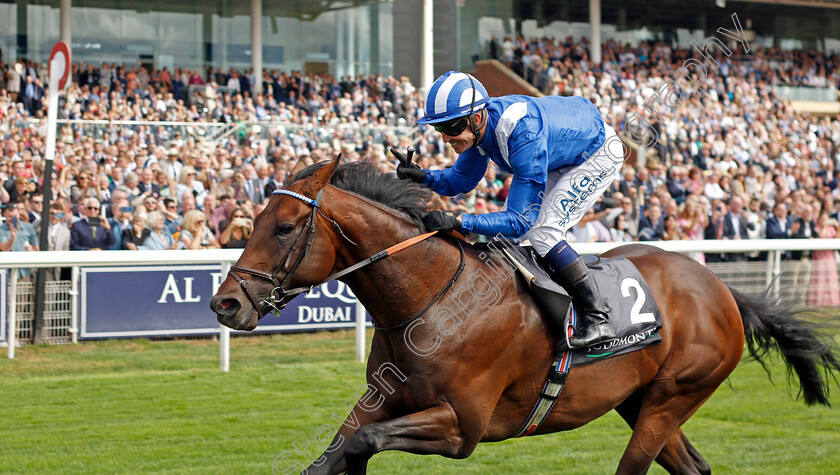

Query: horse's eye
(278, 223), (295, 235)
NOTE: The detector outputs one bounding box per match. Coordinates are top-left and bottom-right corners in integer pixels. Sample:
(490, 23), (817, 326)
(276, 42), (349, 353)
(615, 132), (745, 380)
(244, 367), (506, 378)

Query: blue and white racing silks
(423, 95), (606, 238)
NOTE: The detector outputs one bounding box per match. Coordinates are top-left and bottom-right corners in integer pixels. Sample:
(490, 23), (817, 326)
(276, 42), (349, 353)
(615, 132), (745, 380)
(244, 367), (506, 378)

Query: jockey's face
(438, 111), (482, 155)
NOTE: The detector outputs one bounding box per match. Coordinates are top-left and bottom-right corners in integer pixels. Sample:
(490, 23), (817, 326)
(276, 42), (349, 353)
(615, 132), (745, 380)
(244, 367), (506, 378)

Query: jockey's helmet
(417, 71), (489, 126)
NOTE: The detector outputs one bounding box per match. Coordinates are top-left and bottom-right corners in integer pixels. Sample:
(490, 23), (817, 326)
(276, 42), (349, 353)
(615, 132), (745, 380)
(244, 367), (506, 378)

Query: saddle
(486, 238), (662, 358)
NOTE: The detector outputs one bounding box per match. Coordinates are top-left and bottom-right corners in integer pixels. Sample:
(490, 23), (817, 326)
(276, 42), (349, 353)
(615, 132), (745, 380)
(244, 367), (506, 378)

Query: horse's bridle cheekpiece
(228, 188), (326, 316)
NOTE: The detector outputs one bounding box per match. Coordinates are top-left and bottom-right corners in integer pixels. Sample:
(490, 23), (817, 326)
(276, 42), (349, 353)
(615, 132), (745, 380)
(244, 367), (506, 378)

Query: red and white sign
(49, 41), (71, 90)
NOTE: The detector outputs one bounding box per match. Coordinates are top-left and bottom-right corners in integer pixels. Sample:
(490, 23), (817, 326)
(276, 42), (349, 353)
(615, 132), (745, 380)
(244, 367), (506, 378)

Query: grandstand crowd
(1, 38), (840, 282)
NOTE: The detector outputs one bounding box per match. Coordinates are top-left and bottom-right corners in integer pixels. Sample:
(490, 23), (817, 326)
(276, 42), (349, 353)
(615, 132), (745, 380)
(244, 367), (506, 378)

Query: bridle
(226, 187), (464, 331)
(228, 189), (328, 315)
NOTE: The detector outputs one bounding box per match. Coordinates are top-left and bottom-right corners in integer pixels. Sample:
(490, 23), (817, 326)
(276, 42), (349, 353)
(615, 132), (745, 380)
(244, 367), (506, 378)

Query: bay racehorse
(210, 156), (839, 474)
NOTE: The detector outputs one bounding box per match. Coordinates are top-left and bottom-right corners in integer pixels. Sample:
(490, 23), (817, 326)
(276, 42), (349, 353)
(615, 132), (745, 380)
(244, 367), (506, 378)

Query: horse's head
(210, 155), (342, 330)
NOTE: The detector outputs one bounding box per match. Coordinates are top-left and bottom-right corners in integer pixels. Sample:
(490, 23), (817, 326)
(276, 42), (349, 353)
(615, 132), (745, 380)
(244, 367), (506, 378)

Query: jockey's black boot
(546, 243), (615, 349)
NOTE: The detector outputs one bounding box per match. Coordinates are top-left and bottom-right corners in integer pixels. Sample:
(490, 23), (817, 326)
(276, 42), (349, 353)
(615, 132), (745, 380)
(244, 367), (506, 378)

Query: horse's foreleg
(343, 404), (470, 475)
(302, 402), (391, 475)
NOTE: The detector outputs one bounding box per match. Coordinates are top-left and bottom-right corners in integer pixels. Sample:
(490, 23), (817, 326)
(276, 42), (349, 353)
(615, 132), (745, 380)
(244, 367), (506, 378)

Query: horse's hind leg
(343, 404), (474, 475)
(615, 392), (711, 474)
(614, 386), (716, 475)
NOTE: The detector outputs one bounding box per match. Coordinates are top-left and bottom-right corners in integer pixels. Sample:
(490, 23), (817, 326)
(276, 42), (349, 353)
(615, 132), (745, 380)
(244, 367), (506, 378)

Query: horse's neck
(329, 189), (465, 326)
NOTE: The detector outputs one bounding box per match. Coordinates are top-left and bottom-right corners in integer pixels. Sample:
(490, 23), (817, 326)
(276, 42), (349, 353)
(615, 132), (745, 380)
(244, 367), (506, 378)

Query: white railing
(4, 240), (840, 366)
(24, 118), (423, 149)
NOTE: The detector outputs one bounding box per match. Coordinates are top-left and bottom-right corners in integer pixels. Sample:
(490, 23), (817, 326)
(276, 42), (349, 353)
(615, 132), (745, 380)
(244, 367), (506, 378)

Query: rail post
(219, 261), (231, 372)
(7, 271), (18, 359)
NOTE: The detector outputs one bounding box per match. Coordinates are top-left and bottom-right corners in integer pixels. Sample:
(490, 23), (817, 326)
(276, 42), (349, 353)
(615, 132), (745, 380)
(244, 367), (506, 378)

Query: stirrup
(567, 327), (614, 349)
(565, 309), (614, 349)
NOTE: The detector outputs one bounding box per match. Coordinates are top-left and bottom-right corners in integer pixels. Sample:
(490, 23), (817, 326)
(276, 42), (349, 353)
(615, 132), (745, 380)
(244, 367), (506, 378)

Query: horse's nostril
(211, 295), (241, 316)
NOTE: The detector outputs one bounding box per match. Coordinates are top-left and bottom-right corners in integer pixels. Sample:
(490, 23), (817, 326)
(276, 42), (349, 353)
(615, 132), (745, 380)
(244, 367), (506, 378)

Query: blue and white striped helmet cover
(417, 71), (489, 125)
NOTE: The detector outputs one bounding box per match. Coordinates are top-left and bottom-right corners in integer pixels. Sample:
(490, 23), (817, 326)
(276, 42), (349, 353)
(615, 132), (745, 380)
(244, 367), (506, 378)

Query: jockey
(395, 71), (624, 348)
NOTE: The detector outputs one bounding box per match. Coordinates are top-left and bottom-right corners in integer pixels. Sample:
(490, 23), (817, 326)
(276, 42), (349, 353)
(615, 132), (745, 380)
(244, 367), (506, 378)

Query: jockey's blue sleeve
(460, 131), (549, 237)
(423, 148), (489, 196)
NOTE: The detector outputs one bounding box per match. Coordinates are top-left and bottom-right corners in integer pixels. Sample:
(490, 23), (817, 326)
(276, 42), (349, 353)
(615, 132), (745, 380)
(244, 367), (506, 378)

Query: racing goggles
(433, 116), (470, 136)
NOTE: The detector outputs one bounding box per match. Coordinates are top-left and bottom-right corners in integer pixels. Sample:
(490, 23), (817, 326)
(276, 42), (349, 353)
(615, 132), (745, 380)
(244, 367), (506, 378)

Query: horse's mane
(290, 160), (432, 222)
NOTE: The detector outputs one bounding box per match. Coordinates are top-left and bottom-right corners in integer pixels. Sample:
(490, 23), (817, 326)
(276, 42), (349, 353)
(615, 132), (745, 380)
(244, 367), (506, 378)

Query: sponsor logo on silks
(585, 328), (657, 357)
(556, 167), (615, 227)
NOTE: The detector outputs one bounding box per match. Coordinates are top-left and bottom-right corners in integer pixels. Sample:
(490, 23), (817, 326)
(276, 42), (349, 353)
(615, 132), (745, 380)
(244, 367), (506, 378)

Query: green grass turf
(1, 330), (839, 474)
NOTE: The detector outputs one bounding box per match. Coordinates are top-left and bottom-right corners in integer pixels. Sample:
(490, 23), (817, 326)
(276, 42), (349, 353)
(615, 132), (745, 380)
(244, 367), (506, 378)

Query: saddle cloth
(567, 256), (663, 367)
(493, 241), (662, 364)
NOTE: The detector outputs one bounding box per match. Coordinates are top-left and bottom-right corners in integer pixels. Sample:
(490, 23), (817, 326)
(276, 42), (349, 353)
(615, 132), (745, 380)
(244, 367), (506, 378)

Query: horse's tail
(729, 285), (840, 406)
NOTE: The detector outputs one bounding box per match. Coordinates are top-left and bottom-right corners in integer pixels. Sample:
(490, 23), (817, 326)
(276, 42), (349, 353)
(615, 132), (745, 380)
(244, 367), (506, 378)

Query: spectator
(140, 211), (177, 250)
(156, 169), (175, 199)
(3, 160), (27, 203)
(161, 198), (181, 234)
(609, 214), (633, 242)
(141, 195), (159, 215)
(662, 215), (683, 241)
(95, 172), (112, 205)
(809, 211), (840, 306)
(45, 202), (71, 281)
(175, 166), (206, 206)
(237, 163), (264, 203)
(122, 213), (151, 250)
(180, 209), (219, 249)
(722, 196), (752, 262)
(678, 196), (707, 264)
(264, 167), (286, 197)
(70, 197), (114, 250)
(219, 207), (253, 249)
(70, 170), (97, 205)
(27, 192), (44, 232)
(107, 199), (133, 250)
(666, 166), (687, 204)
(211, 194), (235, 239)
(0, 202), (39, 278)
(766, 202), (796, 240)
(137, 167), (160, 197)
(638, 199), (664, 241)
(211, 169), (236, 200)
(160, 148), (183, 182)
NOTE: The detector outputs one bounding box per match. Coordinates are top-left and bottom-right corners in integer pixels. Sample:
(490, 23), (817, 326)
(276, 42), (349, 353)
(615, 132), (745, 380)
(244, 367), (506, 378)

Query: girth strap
(513, 307), (577, 438)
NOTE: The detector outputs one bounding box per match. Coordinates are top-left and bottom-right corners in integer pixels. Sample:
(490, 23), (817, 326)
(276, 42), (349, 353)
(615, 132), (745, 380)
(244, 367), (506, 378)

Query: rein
(228, 188), (462, 331)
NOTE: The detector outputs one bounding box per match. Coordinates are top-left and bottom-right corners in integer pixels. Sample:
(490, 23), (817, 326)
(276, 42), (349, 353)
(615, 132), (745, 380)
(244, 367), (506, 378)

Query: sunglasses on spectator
(433, 116), (470, 136)
(86, 206), (99, 210)
(32, 200), (43, 204)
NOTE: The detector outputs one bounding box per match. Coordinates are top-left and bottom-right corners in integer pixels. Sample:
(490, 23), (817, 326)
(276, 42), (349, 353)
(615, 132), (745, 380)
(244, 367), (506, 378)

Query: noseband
(228, 189), (330, 315)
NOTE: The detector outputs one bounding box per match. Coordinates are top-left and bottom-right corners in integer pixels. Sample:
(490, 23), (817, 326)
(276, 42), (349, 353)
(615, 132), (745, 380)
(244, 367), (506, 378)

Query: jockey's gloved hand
(391, 147), (426, 183)
(422, 210), (462, 232)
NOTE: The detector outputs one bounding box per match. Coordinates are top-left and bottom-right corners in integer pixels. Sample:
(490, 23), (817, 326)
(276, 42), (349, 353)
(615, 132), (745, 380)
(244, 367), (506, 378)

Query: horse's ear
(284, 159), (308, 186)
(304, 154), (342, 195)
